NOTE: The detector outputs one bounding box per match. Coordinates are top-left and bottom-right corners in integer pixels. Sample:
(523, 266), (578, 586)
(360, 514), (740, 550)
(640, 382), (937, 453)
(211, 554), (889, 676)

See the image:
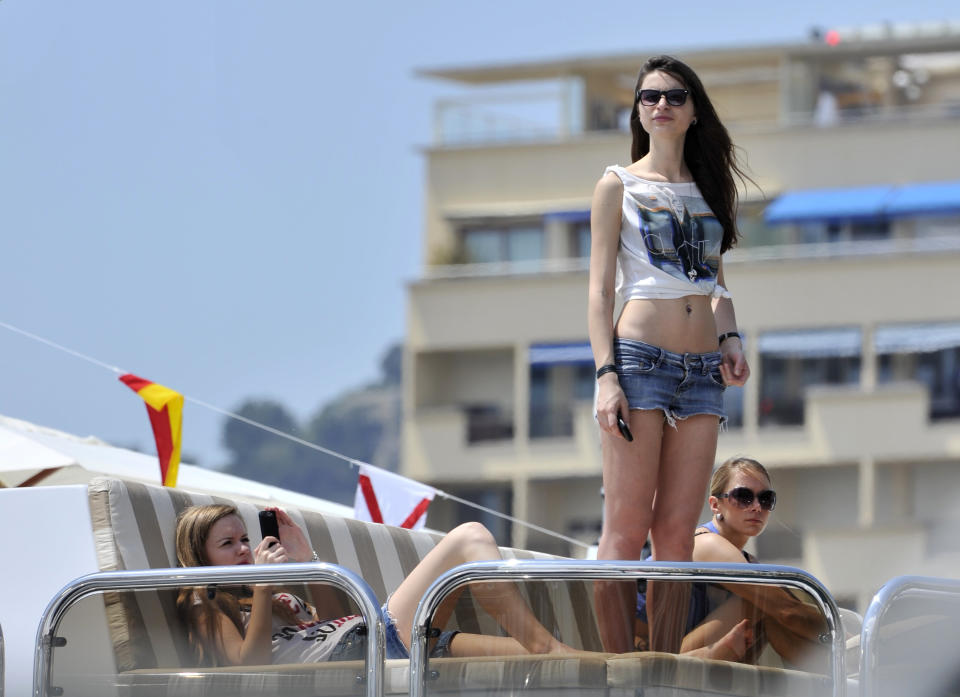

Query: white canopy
(0, 414), (354, 517)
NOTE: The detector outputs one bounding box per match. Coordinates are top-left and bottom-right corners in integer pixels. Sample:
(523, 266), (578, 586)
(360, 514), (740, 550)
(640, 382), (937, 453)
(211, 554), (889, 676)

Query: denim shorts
(382, 600), (458, 660)
(613, 338), (726, 429)
(328, 602), (458, 661)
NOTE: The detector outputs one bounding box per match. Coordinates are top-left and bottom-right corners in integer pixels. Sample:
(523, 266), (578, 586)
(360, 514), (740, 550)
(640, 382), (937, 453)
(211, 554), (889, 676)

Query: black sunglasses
(636, 88), (689, 107)
(718, 486), (777, 511)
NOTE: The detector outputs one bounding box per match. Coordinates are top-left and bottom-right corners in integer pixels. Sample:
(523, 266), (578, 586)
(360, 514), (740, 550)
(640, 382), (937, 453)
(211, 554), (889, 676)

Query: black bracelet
(595, 364), (618, 379)
(718, 331), (742, 345)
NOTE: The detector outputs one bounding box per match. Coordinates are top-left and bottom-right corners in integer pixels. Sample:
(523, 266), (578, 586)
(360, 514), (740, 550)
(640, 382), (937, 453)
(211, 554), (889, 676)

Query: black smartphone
(617, 414), (634, 442)
(258, 510), (280, 547)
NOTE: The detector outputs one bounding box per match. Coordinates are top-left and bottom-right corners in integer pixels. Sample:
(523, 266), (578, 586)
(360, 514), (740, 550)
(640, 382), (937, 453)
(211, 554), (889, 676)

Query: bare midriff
(615, 295), (718, 354)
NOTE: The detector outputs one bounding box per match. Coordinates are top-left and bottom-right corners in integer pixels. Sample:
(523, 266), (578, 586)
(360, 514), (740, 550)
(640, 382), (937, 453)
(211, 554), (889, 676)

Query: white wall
(0, 486), (100, 695)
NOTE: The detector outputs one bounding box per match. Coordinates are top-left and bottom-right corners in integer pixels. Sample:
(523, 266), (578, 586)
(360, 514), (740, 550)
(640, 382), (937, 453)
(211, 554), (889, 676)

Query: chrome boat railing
(409, 559), (846, 697)
(33, 562), (383, 697)
(860, 575), (960, 697)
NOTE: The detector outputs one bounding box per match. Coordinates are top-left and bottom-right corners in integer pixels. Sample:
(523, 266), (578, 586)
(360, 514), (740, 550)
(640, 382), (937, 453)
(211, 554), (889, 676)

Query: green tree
(219, 342), (403, 506)
(221, 399), (302, 483)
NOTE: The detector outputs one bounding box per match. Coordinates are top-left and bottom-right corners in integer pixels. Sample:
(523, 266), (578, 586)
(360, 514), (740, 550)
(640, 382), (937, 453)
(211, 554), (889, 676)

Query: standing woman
(588, 55), (752, 652)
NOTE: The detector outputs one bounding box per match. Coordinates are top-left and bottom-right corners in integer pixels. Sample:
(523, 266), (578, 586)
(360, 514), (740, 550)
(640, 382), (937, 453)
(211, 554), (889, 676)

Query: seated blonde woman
(681, 457), (829, 671)
(635, 457), (829, 670)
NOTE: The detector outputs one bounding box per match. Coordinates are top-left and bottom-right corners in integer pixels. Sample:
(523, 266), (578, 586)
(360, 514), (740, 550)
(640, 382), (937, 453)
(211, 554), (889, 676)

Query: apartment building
(402, 24), (960, 610)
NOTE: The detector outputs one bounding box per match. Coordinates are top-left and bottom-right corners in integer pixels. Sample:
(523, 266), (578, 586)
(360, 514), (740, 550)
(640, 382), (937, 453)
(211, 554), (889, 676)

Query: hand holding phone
(617, 414), (634, 442)
(258, 510), (280, 547)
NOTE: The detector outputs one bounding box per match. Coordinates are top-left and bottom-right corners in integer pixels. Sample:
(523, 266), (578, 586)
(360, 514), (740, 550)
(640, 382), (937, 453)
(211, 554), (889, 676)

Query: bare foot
(703, 619), (754, 661)
(544, 638), (580, 655)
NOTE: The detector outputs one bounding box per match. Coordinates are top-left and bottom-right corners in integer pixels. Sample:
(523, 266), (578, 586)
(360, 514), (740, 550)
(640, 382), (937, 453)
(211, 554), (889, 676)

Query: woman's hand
(254, 537), (289, 564)
(596, 373), (631, 439)
(719, 339), (750, 387)
(272, 507), (314, 562)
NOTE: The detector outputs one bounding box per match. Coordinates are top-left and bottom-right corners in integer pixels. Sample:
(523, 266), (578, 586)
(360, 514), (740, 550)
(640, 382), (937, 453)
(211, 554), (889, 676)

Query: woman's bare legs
(446, 633), (532, 657)
(693, 619), (755, 661)
(647, 414), (718, 652)
(680, 595), (753, 654)
(388, 522), (570, 655)
(764, 617), (830, 673)
(595, 409), (664, 652)
(650, 413), (718, 560)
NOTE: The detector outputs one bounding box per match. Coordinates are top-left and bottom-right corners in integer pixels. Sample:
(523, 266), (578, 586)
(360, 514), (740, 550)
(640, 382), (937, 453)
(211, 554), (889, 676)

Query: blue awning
(764, 186), (893, 224)
(544, 210), (590, 223)
(875, 323), (960, 354)
(757, 328), (862, 358)
(765, 180), (960, 225)
(529, 342), (593, 366)
(884, 180), (960, 218)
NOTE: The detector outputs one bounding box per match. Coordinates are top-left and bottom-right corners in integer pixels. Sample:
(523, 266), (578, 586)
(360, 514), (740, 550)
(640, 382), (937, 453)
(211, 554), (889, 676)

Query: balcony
(402, 402), (601, 484)
(465, 404), (514, 443)
(425, 38), (960, 148)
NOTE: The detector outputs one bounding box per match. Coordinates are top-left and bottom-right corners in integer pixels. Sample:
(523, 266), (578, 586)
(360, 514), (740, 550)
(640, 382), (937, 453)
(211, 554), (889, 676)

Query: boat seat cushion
(606, 651), (833, 697)
(86, 476), (600, 672)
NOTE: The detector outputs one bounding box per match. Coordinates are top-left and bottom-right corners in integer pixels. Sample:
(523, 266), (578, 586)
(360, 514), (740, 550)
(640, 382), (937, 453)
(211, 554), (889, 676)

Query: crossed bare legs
(387, 521), (575, 657)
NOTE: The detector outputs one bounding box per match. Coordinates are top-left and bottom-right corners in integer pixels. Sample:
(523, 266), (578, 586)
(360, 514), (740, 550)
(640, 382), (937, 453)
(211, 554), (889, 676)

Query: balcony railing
(433, 88), (960, 147)
(417, 237), (960, 282)
(465, 405), (514, 443)
(433, 81), (582, 147)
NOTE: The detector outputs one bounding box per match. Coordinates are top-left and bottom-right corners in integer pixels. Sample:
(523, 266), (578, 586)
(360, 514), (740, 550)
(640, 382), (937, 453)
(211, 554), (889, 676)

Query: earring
(691, 117), (698, 126)
(716, 512), (724, 522)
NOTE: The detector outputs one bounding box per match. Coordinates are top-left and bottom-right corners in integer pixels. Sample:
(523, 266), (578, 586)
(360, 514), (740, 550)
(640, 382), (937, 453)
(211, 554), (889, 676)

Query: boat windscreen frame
(410, 559), (846, 697)
(32, 562), (384, 697)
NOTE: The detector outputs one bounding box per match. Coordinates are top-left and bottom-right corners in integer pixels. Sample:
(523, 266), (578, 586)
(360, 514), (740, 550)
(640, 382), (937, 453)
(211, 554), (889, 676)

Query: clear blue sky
(1, 1), (954, 469)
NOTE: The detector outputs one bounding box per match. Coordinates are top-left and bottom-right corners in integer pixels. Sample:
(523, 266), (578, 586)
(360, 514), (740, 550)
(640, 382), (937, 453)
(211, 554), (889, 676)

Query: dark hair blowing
(630, 55), (752, 253)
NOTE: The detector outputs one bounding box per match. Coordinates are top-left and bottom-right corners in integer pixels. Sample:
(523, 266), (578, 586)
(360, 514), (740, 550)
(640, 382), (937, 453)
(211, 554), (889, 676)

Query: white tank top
(605, 165), (730, 301)
(243, 592), (364, 664)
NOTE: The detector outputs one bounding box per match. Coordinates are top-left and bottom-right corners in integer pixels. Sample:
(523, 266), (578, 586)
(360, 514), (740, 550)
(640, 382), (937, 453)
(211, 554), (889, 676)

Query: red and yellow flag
(119, 373), (183, 487)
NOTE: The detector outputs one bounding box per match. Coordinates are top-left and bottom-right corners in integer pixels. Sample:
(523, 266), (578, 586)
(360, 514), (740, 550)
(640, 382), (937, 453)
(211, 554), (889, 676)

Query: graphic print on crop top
(634, 190), (723, 285)
(605, 166), (728, 300)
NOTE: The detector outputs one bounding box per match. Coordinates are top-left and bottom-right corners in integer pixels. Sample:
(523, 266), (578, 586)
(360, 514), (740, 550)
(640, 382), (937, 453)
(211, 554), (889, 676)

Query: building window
(464, 405), (513, 443)
(876, 323), (960, 420)
(757, 328), (862, 427)
(461, 222), (543, 264)
(528, 343), (594, 440)
(571, 221), (591, 258)
(794, 219), (891, 244)
(529, 363), (594, 439)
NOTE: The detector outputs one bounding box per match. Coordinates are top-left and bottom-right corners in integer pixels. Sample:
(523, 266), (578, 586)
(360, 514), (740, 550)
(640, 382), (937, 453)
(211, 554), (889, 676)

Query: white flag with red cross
(353, 463), (436, 530)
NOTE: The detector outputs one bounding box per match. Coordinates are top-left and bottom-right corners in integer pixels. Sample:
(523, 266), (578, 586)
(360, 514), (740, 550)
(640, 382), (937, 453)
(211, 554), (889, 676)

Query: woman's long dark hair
(630, 55), (753, 253)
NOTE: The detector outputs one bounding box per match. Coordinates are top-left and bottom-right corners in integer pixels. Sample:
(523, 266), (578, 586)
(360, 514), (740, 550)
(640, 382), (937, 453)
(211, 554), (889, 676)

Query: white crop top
(240, 592), (363, 664)
(605, 165), (730, 301)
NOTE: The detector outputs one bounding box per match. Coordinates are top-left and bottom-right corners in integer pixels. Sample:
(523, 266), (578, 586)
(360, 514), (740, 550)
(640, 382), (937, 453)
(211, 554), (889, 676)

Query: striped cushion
(119, 661), (366, 697)
(606, 652), (833, 697)
(118, 654), (614, 697)
(87, 476), (600, 672)
(416, 653), (612, 694)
